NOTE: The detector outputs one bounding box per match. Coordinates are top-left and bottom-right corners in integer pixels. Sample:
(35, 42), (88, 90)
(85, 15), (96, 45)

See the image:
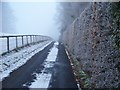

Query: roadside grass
(66, 48), (93, 89)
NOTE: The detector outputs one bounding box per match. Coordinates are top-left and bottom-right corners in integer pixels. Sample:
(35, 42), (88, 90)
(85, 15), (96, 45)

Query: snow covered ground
(23, 42), (59, 88)
(0, 40), (53, 81)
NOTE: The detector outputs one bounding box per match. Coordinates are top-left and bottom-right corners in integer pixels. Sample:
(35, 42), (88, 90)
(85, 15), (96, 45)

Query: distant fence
(0, 35), (51, 55)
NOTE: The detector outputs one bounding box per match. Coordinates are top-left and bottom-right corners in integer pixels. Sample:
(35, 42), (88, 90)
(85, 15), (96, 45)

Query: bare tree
(57, 2), (89, 34)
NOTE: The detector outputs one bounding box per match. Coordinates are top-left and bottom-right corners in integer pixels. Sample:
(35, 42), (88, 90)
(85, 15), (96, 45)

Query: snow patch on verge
(0, 40), (53, 81)
(24, 42), (59, 88)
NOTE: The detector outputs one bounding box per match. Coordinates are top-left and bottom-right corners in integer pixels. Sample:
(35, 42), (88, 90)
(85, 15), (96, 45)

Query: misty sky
(9, 2), (60, 40)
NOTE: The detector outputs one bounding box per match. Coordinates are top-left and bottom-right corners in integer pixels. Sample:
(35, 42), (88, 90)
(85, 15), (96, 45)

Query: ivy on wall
(111, 2), (120, 48)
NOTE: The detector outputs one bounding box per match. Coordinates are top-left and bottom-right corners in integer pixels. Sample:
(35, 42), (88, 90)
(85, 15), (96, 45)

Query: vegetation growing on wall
(111, 2), (120, 48)
(60, 2), (120, 88)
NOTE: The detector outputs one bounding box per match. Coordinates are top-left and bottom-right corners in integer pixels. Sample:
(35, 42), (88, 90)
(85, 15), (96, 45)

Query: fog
(2, 2), (60, 40)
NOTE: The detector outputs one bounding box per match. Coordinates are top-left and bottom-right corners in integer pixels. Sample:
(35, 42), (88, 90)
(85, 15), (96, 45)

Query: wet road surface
(2, 42), (54, 89)
(48, 43), (78, 89)
(2, 42), (78, 90)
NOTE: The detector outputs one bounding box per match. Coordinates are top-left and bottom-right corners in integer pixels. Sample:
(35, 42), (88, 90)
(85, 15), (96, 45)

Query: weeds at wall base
(65, 47), (93, 89)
